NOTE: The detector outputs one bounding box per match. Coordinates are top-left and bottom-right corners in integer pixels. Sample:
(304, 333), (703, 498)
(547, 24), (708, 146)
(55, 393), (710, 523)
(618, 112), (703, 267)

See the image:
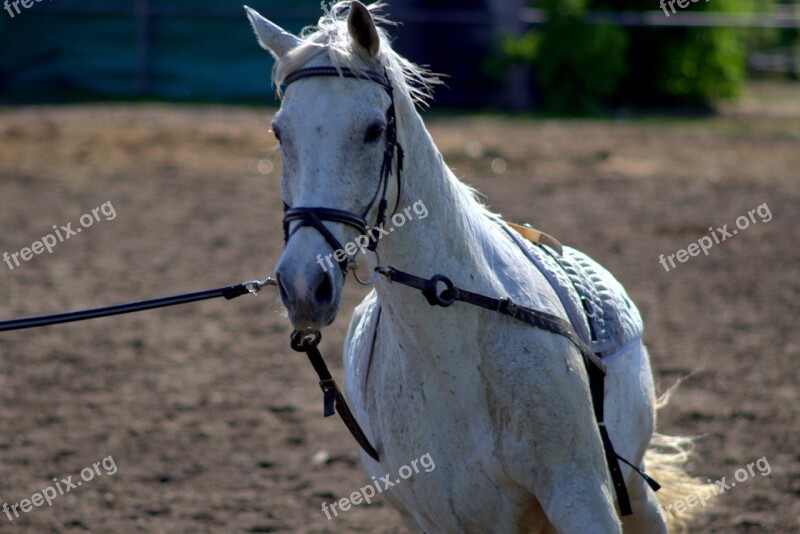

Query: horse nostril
(314, 271), (335, 304)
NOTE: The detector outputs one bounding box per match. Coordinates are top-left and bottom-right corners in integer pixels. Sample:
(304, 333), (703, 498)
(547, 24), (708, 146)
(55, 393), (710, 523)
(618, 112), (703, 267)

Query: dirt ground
(0, 82), (798, 533)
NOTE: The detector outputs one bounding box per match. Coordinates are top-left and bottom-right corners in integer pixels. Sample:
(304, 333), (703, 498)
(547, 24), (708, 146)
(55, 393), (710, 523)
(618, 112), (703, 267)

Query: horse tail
(644, 385), (716, 532)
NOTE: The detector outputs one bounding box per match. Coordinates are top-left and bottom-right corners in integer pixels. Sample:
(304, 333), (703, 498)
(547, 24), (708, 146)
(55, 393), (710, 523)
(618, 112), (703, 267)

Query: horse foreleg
(532, 463), (622, 533)
(620, 471), (669, 534)
(486, 338), (623, 533)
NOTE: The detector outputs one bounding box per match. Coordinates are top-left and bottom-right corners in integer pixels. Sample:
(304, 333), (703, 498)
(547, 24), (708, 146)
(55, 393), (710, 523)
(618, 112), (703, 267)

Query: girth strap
(382, 267), (607, 375)
(377, 266), (647, 516)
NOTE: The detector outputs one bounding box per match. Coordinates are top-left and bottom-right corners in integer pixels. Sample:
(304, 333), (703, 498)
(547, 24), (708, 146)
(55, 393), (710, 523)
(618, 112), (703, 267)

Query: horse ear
(347, 1), (380, 58)
(244, 5), (302, 59)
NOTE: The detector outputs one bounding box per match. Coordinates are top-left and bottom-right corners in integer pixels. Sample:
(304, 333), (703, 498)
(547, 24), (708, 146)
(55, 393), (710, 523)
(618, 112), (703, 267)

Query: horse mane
(272, 2), (441, 106)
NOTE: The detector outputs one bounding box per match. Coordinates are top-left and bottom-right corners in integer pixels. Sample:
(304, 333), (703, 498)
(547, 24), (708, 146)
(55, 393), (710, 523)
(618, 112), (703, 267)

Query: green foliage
(505, 0), (755, 113)
(662, 26), (747, 105)
(528, 19), (628, 114)
(606, 0), (749, 108)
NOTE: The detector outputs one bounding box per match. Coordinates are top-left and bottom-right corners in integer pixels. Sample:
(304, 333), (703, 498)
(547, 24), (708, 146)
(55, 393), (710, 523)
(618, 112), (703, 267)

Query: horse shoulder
(479, 321), (605, 469)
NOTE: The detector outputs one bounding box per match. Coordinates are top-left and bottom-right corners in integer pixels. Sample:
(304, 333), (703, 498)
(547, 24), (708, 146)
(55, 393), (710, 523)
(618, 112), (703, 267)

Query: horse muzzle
(275, 234), (342, 330)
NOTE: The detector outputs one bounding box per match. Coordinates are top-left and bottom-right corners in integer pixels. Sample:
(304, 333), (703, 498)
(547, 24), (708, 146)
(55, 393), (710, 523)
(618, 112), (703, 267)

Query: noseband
(281, 67), (404, 275)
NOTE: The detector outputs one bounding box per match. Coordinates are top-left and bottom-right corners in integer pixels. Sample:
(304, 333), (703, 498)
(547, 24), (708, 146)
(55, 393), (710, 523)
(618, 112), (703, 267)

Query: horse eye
(364, 123), (384, 143)
(271, 125), (282, 143)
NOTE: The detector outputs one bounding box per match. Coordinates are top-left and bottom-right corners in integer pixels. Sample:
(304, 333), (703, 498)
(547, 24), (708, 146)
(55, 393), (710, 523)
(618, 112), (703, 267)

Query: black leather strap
(283, 207), (370, 274)
(284, 207), (369, 236)
(281, 66), (403, 260)
(0, 283), (254, 332)
(290, 329), (380, 461)
(384, 267), (607, 375)
(379, 266), (641, 516)
(283, 66), (390, 90)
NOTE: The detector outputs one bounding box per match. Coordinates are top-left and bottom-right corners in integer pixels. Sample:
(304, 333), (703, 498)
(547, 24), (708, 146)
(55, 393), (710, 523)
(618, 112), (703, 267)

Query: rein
(0, 261), (658, 515)
(0, 278), (276, 332)
(0, 275), (379, 463)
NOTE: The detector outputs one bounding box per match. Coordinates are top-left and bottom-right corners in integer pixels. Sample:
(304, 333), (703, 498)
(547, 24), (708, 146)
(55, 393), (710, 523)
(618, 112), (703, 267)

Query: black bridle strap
(377, 266), (656, 517)
(0, 283), (257, 332)
(283, 207), (369, 236)
(272, 66), (407, 462)
(283, 207), (370, 274)
(290, 329), (380, 461)
(280, 66), (403, 265)
(283, 66), (391, 91)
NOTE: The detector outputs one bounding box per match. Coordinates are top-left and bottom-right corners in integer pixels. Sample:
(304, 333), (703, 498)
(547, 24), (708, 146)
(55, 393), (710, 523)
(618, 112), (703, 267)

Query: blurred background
(0, 1), (798, 532)
(1, 0), (798, 112)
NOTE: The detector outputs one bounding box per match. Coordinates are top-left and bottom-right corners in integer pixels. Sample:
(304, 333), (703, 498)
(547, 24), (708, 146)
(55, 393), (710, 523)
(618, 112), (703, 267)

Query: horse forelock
(271, 1), (441, 106)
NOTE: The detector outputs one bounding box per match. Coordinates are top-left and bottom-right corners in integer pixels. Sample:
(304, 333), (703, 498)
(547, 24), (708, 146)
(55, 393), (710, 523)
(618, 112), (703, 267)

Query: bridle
(280, 66), (404, 277)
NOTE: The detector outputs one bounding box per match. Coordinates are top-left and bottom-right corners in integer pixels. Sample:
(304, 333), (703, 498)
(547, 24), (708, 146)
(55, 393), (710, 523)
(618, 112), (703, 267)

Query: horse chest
(362, 342), (513, 511)
(365, 371), (545, 532)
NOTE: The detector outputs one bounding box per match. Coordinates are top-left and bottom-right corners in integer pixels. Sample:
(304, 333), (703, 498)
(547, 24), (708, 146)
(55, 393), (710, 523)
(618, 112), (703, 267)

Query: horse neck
(372, 96), (507, 344)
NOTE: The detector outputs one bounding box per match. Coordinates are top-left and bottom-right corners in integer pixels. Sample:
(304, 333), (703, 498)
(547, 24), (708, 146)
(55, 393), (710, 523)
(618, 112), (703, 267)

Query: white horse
(246, 2), (709, 532)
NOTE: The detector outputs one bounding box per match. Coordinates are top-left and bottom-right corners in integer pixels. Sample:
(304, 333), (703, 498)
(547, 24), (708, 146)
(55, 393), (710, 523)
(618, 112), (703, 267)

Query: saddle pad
(504, 226), (643, 362)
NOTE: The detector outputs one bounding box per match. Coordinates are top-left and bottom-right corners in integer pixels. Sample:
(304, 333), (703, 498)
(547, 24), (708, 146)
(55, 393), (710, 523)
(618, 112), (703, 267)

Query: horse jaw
(244, 5), (301, 58)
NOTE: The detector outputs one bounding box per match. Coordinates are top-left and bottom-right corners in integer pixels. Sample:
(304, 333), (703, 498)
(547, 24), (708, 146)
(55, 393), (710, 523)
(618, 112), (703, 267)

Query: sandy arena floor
(0, 83), (798, 532)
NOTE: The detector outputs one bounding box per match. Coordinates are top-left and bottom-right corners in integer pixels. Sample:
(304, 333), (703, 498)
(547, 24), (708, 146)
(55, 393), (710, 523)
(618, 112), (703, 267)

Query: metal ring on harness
(423, 274), (456, 307)
(290, 328), (322, 351)
(349, 250), (382, 286)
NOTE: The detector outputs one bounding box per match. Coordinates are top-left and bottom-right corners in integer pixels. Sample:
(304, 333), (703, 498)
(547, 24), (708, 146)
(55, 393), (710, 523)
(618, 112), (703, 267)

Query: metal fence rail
(4, 2), (798, 105)
(519, 7), (800, 28)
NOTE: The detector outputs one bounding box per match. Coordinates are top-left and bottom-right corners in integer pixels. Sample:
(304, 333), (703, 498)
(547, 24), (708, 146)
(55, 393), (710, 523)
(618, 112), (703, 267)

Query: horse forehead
(281, 77), (387, 129)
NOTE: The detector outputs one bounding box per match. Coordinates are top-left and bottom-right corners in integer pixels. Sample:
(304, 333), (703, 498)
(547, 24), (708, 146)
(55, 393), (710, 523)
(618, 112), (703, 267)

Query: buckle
(497, 298), (517, 316)
(319, 378), (337, 417)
